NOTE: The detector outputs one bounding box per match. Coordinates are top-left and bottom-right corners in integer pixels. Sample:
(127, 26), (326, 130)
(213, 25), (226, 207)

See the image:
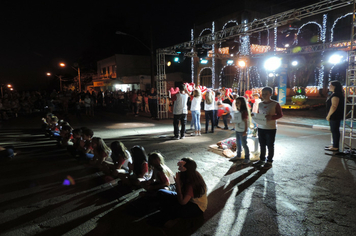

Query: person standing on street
(171, 84), (189, 140)
(325, 80), (344, 151)
(148, 88), (158, 119)
(253, 86), (283, 169)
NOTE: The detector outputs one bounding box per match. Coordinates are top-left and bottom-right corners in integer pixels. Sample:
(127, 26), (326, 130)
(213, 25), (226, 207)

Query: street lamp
(59, 62), (81, 92)
(116, 31), (155, 87)
(0, 84), (12, 98)
(47, 72), (63, 91)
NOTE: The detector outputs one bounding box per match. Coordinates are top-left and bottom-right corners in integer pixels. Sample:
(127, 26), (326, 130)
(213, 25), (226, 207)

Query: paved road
(0, 109), (355, 236)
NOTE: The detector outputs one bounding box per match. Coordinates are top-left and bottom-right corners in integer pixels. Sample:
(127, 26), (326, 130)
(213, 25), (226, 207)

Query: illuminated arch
(296, 22), (322, 45)
(330, 12), (354, 42)
(198, 67), (213, 88)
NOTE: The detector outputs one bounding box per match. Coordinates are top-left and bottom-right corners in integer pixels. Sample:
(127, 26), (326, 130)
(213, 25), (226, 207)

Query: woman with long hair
(204, 89), (215, 133)
(325, 80), (344, 151)
(230, 96), (252, 163)
(142, 151), (174, 193)
(190, 89), (202, 136)
(156, 157), (208, 225)
(101, 141), (132, 177)
(90, 137), (112, 167)
(128, 145), (149, 186)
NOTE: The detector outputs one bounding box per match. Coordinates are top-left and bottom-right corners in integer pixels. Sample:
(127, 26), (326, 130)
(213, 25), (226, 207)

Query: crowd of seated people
(40, 114), (208, 227)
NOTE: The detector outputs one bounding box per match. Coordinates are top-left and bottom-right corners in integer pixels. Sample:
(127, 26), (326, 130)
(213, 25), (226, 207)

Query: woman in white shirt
(204, 90), (215, 133)
(190, 89), (202, 136)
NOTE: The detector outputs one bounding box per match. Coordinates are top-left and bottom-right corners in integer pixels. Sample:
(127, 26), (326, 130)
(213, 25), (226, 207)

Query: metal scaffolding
(156, 0), (353, 119)
(341, 0), (356, 156)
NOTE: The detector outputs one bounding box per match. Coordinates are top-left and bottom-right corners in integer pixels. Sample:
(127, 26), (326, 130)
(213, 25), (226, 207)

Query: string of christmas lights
(198, 67), (213, 87)
(321, 14), (327, 43)
(274, 20), (277, 51)
(330, 12), (353, 42)
(218, 64), (239, 88)
(296, 21), (322, 45)
(199, 28), (212, 37)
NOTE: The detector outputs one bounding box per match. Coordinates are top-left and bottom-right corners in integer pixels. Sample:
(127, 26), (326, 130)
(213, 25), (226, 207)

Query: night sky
(0, 0), (314, 91)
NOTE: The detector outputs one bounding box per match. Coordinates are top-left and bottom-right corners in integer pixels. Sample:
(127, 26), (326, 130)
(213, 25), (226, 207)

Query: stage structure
(156, 0), (356, 154)
(342, 0), (356, 156)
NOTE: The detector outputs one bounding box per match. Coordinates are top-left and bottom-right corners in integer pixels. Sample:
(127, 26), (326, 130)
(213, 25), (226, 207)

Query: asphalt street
(0, 108), (355, 236)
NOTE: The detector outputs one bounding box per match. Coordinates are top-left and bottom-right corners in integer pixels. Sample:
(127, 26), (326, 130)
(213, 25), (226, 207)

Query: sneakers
(229, 156), (243, 162)
(197, 131), (201, 136)
(190, 132), (197, 136)
(216, 125), (222, 128)
(252, 160), (265, 167)
(180, 136), (185, 139)
(263, 162), (273, 169)
(173, 136), (179, 140)
(242, 159), (251, 164)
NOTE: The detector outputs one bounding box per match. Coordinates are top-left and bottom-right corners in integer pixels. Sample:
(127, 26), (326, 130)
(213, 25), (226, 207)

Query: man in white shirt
(171, 84), (189, 139)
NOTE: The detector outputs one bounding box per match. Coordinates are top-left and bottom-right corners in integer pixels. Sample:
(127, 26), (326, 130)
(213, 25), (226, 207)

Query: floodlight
(264, 57), (281, 71)
(291, 61), (298, 66)
(329, 54), (343, 65)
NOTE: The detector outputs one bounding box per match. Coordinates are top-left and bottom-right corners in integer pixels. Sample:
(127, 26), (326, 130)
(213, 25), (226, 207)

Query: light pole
(60, 63), (81, 92)
(47, 73), (63, 91)
(0, 84), (11, 98)
(116, 31), (155, 87)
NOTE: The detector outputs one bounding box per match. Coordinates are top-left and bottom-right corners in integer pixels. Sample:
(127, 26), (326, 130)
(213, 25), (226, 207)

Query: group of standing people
(171, 85), (284, 170)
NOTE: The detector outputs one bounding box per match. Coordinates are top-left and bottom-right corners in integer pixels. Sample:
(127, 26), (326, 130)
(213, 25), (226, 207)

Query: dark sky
(0, 0), (312, 91)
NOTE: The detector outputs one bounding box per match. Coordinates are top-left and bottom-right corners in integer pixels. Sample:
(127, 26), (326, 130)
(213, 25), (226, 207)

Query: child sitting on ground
(101, 141), (132, 177)
(128, 145), (149, 187)
(78, 128), (94, 160)
(89, 137), (112, 168)
(58, 124), (73, 147)
(141, 152), (174, 194)
(67, 128), (82, 158)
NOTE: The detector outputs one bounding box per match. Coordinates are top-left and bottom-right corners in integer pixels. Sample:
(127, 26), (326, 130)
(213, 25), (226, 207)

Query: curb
(278, 121), (329, 130)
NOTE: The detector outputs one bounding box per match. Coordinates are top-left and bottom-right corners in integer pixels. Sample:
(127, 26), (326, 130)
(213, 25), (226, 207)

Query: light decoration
(250, 44), (286, 54)
(227, 60), (234, 65)
(220, 20), (238, 47)
(198, 67), (213, 86)
(212, 21), (215, 88)
(330, 12), (354, 42)
(240, 20), (250, 56)
(199, 28), (212, 37)
(274, 20), (277, 51)
(248, 66), (262, 88)
(321, 14), (327, 43)
(329, 65), (335, 81)
(191, 29), (194, 83)
(218, 65), (239, 88)
(218, 47), (229, 55)
(264, 22), (270, 46)
(296, 21), (322, 45)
